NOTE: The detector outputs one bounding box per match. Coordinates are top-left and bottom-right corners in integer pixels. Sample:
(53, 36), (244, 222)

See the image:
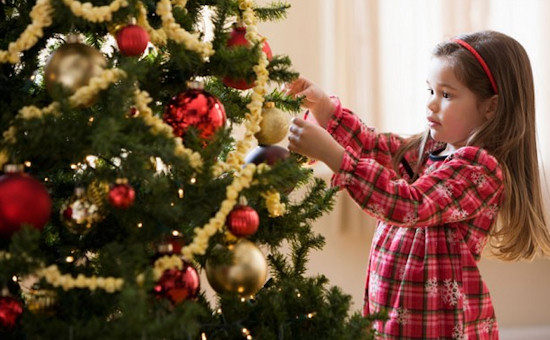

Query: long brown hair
(393, 31), (550, 261)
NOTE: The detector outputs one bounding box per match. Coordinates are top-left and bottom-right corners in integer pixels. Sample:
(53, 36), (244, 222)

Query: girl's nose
(427, 98), (438, 113)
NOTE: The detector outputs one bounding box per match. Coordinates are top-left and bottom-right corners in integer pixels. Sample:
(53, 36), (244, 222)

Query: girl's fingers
(291, 117), (306, 127)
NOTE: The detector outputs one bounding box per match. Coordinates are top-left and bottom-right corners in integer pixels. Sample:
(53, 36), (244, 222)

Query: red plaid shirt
(326, 99), (503, 339)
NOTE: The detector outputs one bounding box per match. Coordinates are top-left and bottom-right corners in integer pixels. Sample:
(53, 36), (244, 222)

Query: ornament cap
(115, 178), (129, 185)
(3, 164), (24, 173)
(186, 80), (205, 91)
(66, 34), (81, 44)
(238, 196), (248, 206)
(263, 102), (275, 109)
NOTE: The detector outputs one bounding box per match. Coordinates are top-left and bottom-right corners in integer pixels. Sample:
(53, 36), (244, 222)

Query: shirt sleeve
(325, 97), (407, 170)
(331, 146), (504, 228)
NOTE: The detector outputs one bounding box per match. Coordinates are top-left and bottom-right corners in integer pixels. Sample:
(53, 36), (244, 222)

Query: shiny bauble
(60, 187), (102, 234)
(205, 239), (268, 296)
(163, 81), (226, 142)
(0, 296), (23, 330)
(226, 205), (259, 237)
(0, 164), (51, 238)
(244, 145), (290, 166)
(222, 26), (273, 90)
(108, 179), (135, 209)
(44, 41), (107, 103)
(116, 24), (150, 56)
(255, 102), (290, 145)
(154, 262), (200, 304)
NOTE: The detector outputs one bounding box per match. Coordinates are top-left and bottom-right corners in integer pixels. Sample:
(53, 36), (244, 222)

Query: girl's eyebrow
(426, 80), (458, 91)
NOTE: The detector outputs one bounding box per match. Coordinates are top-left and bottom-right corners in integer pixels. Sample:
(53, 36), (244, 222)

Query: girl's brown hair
(393, 30), (550, 261)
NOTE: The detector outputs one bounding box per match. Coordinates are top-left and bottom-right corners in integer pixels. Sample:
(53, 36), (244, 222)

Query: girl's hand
(288, 117), (344, 172)
(285, 77), (335, 128)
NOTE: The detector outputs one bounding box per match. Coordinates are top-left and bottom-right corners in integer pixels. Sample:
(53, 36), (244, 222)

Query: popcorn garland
(224, 0), (270, 170)
(62, 0), (129, 23)
(0, 68), (125, 163)
(1, 0), (211, 64)
(0, 0), (54, 64)
(133, 89), (203, 170)
(156, 0), (214, 58)
(37, 265), (124, 293)
(181, 163), (257, 260)
(262, 190), (286, 217)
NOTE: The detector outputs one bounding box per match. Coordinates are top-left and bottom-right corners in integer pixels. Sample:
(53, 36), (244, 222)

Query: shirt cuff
(330, 145), (360, 189)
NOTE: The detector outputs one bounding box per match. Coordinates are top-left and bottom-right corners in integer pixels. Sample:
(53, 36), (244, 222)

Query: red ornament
(244, 145), (290, 166)
(154, 261), (200, 304)
(0, 296), (23, 330)
(108, 179), (135, 209)
(116, 24), (150, 57)
(163, 81), (226, 141)
(0, 165), (51, 238)
(227, 204), (259, 237)
(222, 26), (273, 90)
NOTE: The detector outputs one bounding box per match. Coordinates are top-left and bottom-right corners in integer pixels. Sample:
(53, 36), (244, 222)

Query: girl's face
(425, 57), (490, 154)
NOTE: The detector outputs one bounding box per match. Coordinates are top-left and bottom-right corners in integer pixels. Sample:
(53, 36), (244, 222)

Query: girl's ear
(484, 95), (498, 120)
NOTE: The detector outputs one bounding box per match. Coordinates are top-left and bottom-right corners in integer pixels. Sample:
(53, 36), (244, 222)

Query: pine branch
(254, 1), (291, 22)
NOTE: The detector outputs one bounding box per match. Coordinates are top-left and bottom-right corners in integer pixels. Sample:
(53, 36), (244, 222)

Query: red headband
(452, 38), (498, 94)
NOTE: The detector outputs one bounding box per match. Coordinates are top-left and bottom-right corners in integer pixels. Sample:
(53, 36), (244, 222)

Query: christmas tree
(0, 1), (384, 339)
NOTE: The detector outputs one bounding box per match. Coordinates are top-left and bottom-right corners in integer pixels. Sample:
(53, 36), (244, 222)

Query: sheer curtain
(260, 0), (550, 327)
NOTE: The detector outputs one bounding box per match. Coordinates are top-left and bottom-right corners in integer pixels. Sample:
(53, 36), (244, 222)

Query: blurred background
(257, 0), (550, 337)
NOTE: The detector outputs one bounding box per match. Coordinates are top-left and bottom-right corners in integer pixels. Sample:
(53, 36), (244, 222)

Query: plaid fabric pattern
(326, 99), (503, 339)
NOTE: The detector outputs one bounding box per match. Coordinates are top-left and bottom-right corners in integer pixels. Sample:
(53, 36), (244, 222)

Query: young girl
(287, 30), (550, 339)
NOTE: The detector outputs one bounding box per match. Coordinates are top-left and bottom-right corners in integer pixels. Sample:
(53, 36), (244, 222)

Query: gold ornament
(205, 239), (268, 297)
(44, 39), (106, 104)
(60, 187), (103, 234)
(255, 102), (290, 145)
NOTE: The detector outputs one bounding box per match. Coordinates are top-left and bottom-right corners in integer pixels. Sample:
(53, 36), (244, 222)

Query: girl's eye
(442, 91), (451, 99)
(427, 88), (434, 95)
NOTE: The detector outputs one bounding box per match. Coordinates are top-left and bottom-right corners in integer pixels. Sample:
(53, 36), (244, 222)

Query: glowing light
(178, 188), (184, 198)
(137, 222), (143, 228)
(66, 256), (75, 263)
(11, 275), (18, 282)
(172, 230), (180, 236)
(86, 155), (98, 168)
(24, 161), (31, 167)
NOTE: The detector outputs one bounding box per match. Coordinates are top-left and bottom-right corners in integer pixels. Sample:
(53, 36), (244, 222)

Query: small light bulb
(190, 177), (196, 184)
(172, 230), (180, 236)
(24, 161), (31, 167)
(137, 222), (143, 228)
(11, 275), (18, 282)
(178, 188), (184, 198)
(66, 256), (74, 263)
